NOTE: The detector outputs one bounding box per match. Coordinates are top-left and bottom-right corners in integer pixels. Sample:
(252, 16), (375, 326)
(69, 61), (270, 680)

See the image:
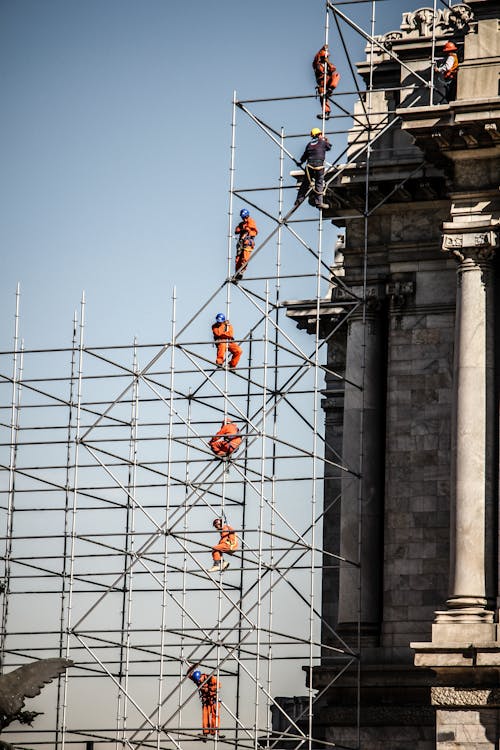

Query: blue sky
(0, 0), (412, 349)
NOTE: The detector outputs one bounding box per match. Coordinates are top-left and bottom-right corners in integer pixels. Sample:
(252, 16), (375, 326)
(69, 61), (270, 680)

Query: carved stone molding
(386, 280), (415, 309)
(377, 4), (473, 43)
(446, 3), (474, 31)
(432, 687), (500, 707)
(442, 229), (498, 262)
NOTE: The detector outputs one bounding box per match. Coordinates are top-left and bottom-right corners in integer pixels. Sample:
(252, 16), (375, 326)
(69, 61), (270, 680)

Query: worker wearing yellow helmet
(294, 127), (331, 211)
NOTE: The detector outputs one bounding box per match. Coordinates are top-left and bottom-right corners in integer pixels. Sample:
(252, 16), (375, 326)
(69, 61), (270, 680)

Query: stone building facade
(287, 1), (500, 747)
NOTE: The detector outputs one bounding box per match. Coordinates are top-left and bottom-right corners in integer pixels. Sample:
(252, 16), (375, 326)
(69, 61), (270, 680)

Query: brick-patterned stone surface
(382, 301), (455, 647)
(436, 708), (500, 748)
(326, 724), (434, 750)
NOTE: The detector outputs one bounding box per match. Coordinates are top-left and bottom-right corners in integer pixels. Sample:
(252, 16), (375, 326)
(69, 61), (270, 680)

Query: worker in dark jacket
(294, 128), (331, 210)
(187, 665), (222, 738)
(234, 208), (258, 280)
(312, 45), (340, 120)
(434, 41), (459, 103)
(212, 313), (242, 369)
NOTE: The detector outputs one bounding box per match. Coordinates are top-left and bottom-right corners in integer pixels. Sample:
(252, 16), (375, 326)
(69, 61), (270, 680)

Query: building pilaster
(337, 291), (385, 645)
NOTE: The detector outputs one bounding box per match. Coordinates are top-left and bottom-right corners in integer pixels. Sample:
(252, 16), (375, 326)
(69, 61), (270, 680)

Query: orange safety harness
(443, 53), (459, 79)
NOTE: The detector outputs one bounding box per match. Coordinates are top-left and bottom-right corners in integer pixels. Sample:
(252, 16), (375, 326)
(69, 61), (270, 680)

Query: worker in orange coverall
(207, 518), (239, 573)
(234, 208), (258, 280)
(212, 313), (242, 369)
(209, 420), (242, 458)
(187, 665), (222, 739)
(312, 45), (339, 120)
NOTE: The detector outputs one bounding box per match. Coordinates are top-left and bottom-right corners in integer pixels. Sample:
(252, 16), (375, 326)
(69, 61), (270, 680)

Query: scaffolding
(0, 1), (454, 748)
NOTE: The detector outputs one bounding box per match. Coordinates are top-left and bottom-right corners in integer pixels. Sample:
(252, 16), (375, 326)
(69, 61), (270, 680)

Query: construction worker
(234, 208), (258, 280)
(312, 45), (340, 120)
(294, 128), (331, 210)
(208, 518), (239, 573)
(209, 420), (242, 458)
(187, 665), (222, 738)
(434, 41), (459, 103)
(212, 313), (243, 369)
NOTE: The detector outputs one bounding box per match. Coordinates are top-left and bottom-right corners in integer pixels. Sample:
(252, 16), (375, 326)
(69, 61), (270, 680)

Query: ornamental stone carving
(446, 3), (474, 30)
(378, 4), (473, 42)
(431, 687), (500, 707)
(413, 8), (434, 36)
(442, 229), (498, 262)
(385, 280), (415, 308)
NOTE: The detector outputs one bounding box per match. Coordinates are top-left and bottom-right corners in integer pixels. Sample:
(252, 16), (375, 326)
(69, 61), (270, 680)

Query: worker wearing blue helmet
(234, 208), (258, 280)
(212, 313), (242, 369)
(187, 664), (222, 738)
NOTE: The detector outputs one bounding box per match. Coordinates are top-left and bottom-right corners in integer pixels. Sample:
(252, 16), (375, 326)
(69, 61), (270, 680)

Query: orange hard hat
(443, 41), (457, 52)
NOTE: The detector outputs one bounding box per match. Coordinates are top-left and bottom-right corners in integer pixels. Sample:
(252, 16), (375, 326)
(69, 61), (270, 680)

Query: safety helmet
(213, 518), (223, 528)
(311, 127), (322, 137)
(191, 669), (202, 684)
(240, 208), (250, 219)
(443, 41), (457, 52)
(215, 313), (226, 323)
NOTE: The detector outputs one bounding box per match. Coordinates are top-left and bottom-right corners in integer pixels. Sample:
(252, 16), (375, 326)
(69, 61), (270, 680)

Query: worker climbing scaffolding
(187, 666), (222, 739)
(192, 21), (337, 738)
(212, 313), (243, 369)
(312, 44), (340, 120)
(294, 127), (331, 210)
(234, 208), (258, 280)
(207, 518), (238, 573)
(209, 419), (242, 458)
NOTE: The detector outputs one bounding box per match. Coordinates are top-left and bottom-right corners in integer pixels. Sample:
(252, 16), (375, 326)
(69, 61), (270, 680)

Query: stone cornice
(399, 100), (500, 160)
(412, 641), (500, 671)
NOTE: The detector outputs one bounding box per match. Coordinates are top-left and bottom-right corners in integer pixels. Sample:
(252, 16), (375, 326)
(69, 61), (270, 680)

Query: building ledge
(398, 98), (500, 157)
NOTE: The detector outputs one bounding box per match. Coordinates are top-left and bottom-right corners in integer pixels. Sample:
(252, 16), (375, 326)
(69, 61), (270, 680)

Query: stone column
(337, 294), (385, 645)
(433, 227), (497, 641)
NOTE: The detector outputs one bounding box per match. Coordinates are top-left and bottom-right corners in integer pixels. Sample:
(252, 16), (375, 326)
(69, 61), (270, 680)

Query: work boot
(207, 563), (222, 573)
(316, 202), (329, 210)
(221, 560), (230, 570)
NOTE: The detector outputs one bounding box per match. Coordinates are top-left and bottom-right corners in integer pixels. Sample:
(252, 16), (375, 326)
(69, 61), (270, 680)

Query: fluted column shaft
(446, 252), (495, 612)
(434, 223), (498, 639)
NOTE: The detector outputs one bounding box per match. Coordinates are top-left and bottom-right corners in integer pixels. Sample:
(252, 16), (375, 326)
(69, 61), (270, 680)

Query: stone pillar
(337, 294), (385, 645)
(433, 227), (497, 641)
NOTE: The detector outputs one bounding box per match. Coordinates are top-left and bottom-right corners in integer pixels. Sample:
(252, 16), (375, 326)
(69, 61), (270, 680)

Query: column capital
(442, 225), (499, 263)
(345, 285), (385, 324)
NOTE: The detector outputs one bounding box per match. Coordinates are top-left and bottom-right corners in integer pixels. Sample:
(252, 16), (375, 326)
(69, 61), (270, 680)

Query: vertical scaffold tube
(61, 291), (86, 750)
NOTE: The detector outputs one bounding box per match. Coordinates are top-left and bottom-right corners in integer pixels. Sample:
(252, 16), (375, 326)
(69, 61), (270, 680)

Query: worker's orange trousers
(202, 701), (220, 735)
(216, 341), (242, 368)
(235, 248), (252, 274)
(212, 540), (237, 562)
